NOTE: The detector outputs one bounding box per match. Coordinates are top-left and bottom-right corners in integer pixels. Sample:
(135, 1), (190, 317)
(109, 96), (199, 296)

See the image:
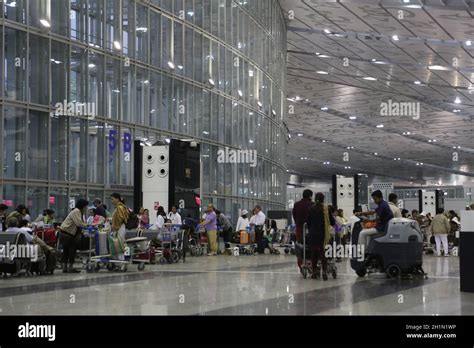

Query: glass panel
(136, 67), (149, 126)
(150, 10), (161, 67)
(135, 4), (148, 62)
(121, 63), (134, 123)
(122, 0), (134, 57)
(3, 185), (26, 211)
(70, 46), (87, 104)
(149, 70), (161, 128)
(69, 118), (87, 182)
(27, 186), (48, 222)
(49, 187), (68, 221)
(50, 114), (68, 181)
(106, 0), (121, 52)
(29, 34), (49, 105)
(51, 40), (69, 105)
(174, 21), (183, 75)
(29, 0), (50, 29)
(3, 107), (26, 179)
(4, 28), (27, 101)
(51, 0), (68, 36)
(88, 0), (104, 48)
(161, 15), (171, 69)
(88, 120), (105, 183)
(88, 51), (104, 116)
(70, 0), (87, 42)
(105, 57), (120, 119)
(28, 111), (48, 180)
(4, 0), (26, 23)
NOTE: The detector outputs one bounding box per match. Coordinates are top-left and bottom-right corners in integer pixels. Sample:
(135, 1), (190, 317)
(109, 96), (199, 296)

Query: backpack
(125, 209), (139, 230)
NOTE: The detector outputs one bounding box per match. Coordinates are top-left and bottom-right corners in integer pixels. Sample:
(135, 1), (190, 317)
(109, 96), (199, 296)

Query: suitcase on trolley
(240, 231), (249, 244)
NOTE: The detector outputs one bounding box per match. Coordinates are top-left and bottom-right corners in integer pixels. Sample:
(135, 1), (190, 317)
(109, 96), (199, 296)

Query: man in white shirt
(167, 206), (182, 225)
(253, 205), (266, 253)
(388, 193), (402, 218)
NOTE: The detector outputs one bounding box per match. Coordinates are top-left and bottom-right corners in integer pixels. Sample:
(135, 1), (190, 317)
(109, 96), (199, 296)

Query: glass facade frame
(0, 0), (287, 223)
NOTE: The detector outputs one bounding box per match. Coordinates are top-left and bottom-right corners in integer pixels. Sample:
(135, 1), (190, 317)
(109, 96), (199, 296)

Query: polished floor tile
(0, 253), (471, 315)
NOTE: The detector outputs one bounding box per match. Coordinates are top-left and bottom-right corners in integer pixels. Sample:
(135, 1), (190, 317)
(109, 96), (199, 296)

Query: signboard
(49, 196), (55, 204)
(3, 200), (13, 207)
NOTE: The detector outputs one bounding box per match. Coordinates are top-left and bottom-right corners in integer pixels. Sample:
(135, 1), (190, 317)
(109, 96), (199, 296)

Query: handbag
(108, 232), (126, 256)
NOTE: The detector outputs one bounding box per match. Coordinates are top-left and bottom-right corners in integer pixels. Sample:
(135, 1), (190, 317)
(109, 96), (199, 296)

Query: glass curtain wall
(0, 0), (288, 224)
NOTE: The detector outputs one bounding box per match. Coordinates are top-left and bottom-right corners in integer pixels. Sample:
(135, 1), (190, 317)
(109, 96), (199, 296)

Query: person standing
(216, 210), (233, 252)
(151, 206), (167, 230)
(200, 204), (218, 256)
(292, 189), (313, 272)
(431, 208), (451, 257)
(253, 205), (266, 253)
(306, 192), (335, 280)
(388, 193), (402, 218)
(110, 193), (129, 260)
(167, 206), (182, 225)
(236, 210), (250, 243)
(59, 199), (88, 273)
(0, 204), (9, 232)
(357, 190), (394, 252)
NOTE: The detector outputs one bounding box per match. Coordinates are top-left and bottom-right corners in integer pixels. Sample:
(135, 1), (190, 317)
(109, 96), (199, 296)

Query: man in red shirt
(292, 189), (313, 272)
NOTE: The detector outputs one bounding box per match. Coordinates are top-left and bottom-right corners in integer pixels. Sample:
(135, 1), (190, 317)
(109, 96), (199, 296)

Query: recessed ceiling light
(320, 106), (328, 111)
(428, 65), (448, 71)
(136, 27), (148, 32)
(376, 124), (384, 128)
(414, 81), (421, 85)
(257, 101), (263, 108)
(113, 41), (122, 50)
(316, 71), (328, 74)
(363, 77), (377, 81)
(322, 140), (327, 143)
(466, 40), (472, 46)
(88, 63), (96, 68)
(371, 59), (377, 62)
(318, 55), (331, 58)
(374, 61), (387, 65)
(392, 35), (399, 41)
(374, 152), (378, 155)
(453, 109), (461, 113)
(454, 97), (461, 104)
(208, 78), (215, 86)
(168, 61), (175, 70)
(324, 29), (331, 34)
(297, 133), (303, 137)
(40, 19), (51, 28)
(349, 116), (357, 120)
(238, 90), (243, 97)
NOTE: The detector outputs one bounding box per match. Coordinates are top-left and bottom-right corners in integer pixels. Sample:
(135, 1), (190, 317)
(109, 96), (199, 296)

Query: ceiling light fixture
(297, 133), (303, 137)
(465, 40), (472, 46)
(168, 61), (175, 70)
(320, 106), (328, 111)
(453, 109), (461, 113)
(454, 97), (461, 104)
(40, 19), (51, 28)
(376, 124), (384, 128)
(349, 116), (357, 120)
(428, 65), (448, 71)
(316, 71), (328, 74)
(113, 41), (121, 50)
(363, 77), (377, 81)
(392, 35), (399, 41)
(324, 29), (331, 34)
(414, 81), (421, 85)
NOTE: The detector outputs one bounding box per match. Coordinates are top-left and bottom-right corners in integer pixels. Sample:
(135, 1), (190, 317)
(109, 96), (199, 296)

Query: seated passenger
(356, 190), (394, 252)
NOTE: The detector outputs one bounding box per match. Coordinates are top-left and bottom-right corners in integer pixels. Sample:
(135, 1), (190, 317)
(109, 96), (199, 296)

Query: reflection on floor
(0, 253), (472, 315)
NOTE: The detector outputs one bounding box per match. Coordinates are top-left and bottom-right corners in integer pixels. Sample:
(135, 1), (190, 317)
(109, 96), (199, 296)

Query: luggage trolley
(296, 223), (337, 279)
(282, 224), (296, 255)
(82, 226), (131, 273)
(155, 224), (185, 264)
(189, 225), (208, 257)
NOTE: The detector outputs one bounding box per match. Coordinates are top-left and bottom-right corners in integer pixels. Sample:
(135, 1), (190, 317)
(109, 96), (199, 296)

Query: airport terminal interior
(0, 0), (473, 316)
